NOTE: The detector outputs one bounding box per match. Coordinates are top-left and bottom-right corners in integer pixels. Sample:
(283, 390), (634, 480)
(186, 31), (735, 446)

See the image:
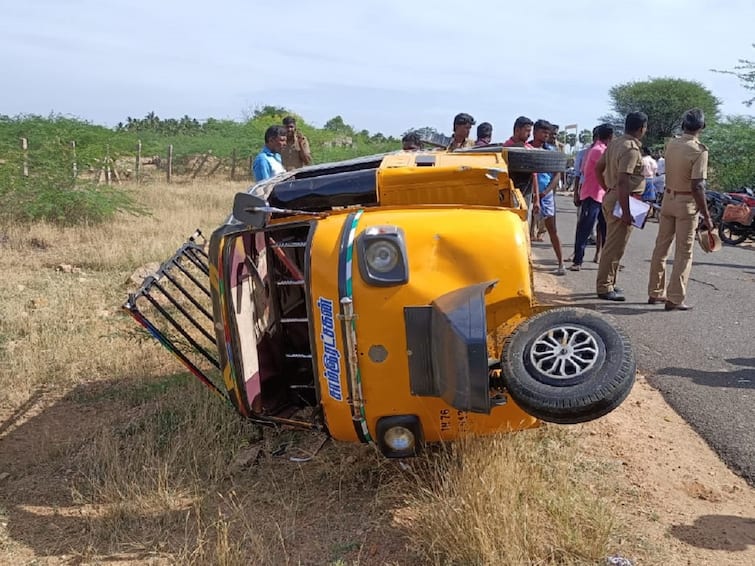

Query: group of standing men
(431, 113), (569, 273)
(418, 109), (714, 310)
(251, 108), (714, 311)
(252, 117), (313, 182)
(573, 109), (712, 310)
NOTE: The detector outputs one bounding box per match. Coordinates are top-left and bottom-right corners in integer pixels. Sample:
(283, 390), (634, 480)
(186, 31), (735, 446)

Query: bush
(0, 146), (143, 225)
(705, 116), (755, 190)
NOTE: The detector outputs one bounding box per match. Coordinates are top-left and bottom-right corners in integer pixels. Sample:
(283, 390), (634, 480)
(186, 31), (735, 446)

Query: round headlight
(365, 240), (399, 273)
(383, 426), (415, 451)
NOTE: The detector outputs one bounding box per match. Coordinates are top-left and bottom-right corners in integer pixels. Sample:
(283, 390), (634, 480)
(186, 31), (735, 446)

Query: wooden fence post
(191, 150), (211, 179)
(167, 144), (173, 183)
(135, 140), (142, 184)
(21, 138), (28, 177)
(71, 140), (78, 179)
(105, 145), (112, 185)
(208, 157), (223, 177)
(230, 148), (237, 181)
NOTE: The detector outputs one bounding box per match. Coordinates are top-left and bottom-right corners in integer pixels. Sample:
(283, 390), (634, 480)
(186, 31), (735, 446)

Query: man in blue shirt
(253, 125), (287, 182)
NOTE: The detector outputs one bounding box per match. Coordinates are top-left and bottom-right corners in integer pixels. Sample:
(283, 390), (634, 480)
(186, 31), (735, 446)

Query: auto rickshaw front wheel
(501, 307), (635, 424)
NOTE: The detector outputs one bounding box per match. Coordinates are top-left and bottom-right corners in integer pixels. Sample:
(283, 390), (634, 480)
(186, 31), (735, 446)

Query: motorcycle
(728, 187), (755, 207)
(705, 190), (737, 225)
(718, 202), (755, 245)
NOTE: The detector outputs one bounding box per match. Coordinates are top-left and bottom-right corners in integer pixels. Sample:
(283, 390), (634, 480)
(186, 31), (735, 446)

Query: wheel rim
(529, 325), (600, 379)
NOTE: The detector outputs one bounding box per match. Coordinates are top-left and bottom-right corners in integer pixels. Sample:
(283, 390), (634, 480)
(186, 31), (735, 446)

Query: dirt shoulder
(534, 269), (755, 565)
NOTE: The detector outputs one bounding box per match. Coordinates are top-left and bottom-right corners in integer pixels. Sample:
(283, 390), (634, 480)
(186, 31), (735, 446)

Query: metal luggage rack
(123, 229), (227, 400)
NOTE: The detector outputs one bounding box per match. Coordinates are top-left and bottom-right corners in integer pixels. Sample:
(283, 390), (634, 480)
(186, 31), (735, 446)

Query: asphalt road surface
(531, 194), (755, 485)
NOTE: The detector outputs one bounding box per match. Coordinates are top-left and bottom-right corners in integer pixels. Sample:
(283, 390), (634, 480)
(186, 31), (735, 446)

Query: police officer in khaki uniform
(281, 116), (313, 171)
(647, 108), (713, 311)
(594, 112), (648, 301)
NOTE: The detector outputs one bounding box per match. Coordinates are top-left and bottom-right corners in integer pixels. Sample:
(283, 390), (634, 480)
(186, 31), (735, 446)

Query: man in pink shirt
(569, 123), (614, 270)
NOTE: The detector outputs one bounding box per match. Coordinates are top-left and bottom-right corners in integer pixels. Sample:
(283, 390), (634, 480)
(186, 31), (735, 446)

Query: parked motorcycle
(728, 187), (755, 207)
(705, 190), (737, 225)
(718, 204), (755, 245)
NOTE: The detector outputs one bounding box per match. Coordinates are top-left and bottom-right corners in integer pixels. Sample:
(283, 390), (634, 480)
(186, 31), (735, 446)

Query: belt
(607, 188), (644, 198)
(667, 189), (693, 195)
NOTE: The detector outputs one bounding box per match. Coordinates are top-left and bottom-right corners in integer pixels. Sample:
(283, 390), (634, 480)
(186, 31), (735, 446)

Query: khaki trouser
(647, 192), (698, 304)
(596, 189), (634, 294)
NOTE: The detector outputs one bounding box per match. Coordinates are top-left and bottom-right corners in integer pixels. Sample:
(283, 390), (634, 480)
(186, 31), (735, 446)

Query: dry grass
(0, 179), (244, 405)
(401, 428), (617, 565)
(1, 178), (628, 565)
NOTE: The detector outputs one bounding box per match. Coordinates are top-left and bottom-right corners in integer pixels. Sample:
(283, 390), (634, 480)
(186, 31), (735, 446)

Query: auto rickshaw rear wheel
(501, 307), (635, 424)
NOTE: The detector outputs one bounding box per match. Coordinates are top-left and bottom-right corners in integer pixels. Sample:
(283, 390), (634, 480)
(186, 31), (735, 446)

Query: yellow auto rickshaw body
(128, 146), (583, 457)
(309, 206), (539, 444)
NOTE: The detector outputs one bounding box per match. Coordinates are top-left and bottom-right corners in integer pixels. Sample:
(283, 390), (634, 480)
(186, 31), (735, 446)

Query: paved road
(531, 194), (755, 485)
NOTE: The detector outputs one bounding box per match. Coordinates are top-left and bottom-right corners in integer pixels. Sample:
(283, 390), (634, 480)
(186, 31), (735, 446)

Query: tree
(705, 116), (755, 190)
(578, 129), (593, 145)
(604, 78), (721, 147)
(252, 105), (290, 119)
(556, 131), (576, 147)
(713, 44), (755, 106)
(323, 115), (353, 134)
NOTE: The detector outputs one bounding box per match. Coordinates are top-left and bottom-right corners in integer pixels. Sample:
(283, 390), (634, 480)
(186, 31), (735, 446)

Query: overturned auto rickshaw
(124, 146), (635, 458)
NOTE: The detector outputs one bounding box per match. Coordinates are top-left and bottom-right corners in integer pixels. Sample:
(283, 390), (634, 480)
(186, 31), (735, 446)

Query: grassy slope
(0, 179), (633, 565)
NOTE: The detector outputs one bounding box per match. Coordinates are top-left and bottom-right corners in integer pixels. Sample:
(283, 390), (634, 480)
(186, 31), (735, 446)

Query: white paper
(613, 197), (651, 229)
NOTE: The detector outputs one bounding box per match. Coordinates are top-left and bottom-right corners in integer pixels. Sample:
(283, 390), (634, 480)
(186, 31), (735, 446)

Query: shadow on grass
(0, 375), (410, 564)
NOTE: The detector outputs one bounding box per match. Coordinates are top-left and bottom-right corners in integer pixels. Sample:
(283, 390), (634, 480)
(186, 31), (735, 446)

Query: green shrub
(705, 116), (755, 191)
(0, 147), (143, 225)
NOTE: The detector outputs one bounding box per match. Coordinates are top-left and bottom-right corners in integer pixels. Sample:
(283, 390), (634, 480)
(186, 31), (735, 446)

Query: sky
(1, 0), (754, 138)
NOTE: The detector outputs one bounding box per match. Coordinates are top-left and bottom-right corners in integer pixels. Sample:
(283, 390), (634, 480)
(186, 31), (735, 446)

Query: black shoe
(665, 301), (693, 311)
(598, 291), (626, 302)
(614, 287), (624, 294)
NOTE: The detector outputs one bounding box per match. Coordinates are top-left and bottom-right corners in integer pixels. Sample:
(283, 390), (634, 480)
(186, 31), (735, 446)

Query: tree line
(2, 51), (755, 225)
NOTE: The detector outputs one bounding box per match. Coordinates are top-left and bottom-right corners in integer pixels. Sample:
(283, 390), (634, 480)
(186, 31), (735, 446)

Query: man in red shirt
(503, 116), (534, 148)
(503, 116), (539, 216)
(475, 122), (493, 146)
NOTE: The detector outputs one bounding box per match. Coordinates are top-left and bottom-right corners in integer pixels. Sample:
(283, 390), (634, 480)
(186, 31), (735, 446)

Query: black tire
(501, 307), (635, 424)
(504, 147), (568, 174)
(718, 222), (748, 246)
(453, 144), (567, 173)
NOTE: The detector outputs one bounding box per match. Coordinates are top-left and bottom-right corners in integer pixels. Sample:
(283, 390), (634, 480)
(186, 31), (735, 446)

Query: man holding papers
(594, 112), (649, 301)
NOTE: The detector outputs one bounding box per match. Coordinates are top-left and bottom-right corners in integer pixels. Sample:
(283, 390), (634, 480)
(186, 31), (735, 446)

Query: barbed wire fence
(13, 137), (257, 185)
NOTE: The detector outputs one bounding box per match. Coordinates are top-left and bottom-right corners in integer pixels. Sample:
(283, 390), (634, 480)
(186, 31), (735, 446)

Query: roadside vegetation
(3, 84), (755, 227)
(597, 76), (755, 191)
(0, 178), (635, 564)
(0, 109), (396, 225)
